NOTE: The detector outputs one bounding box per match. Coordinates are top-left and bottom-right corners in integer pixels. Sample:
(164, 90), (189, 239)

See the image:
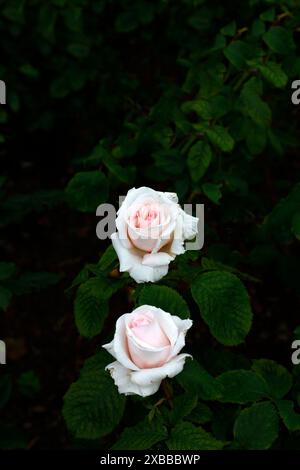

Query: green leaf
(96, 245), (118, 273)
(202, 183), (222, 204)
(216, 370), (269, 404)
(224, 41), (252, 70)
(65, 171), (109, 213)
(252, 359), (292, 399)
(292, 212), (300, 240)
(112, 418), (167, 450)
(258, 62), (288, 88)
(187, 141), (212, 182)
(63, 370), (125, 439)
(246, 122), (267, 155)
(10, 271), (61, 295)
(167, 422), (224, 450)
(276, 400), (300, 431)
(263, 27), (295, 55)
(260, 8), (275, 22)
(166, 393), (198, 425)
(18, 370), (41, 398)
(177, 358), (223, 401)
(102, 154), (136, 184)
(205, 126), (234, 152)
(263, 182), (300, 242)
(137, 285), (190, 319)
(187, 402), (213, 425)
(220, 21), (236, 36)
(0, 375), (12, 409)
(239, 79), (271, 127)
(0, 286), (12, 311)
(251, 19), (265, 37)
(234, 402), (279, 449)
(191, 271), (252, 345)
(74, 278), (110, 338)
(0, 262), (16, 280)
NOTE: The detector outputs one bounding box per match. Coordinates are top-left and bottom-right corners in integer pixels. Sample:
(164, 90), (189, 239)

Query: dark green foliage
(1, 0), (300, 452)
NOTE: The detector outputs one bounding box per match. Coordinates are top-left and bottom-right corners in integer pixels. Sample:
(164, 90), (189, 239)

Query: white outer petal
(182, 210), (199, 240)
(131, 353), (192, 387)
(171, 316), (193, 356)
(142, 252), (174, 267)
(106, 361), (159, 397)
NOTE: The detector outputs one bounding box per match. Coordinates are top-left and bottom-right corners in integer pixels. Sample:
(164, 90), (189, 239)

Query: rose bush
(103, 305), (193, 397)
(111, 187), (198, 283)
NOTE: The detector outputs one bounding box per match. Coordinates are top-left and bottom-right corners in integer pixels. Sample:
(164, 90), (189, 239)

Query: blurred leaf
(0, 286), (12, 311)
(0, 375), (12, 409)
(263, 27), (295, 55)
(202, 183), (222, 204)
(0, 262), (16, 281)
(18, 370), (41, 398)
(187, 141), (212, 182)
(65, 171), (109, 213)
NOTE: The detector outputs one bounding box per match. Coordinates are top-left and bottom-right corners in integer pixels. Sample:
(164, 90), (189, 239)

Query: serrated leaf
(63, 370), (125, 439)
(258, 62), (288, 88)
(276, 400), (300, 431)
(177, 358), (223, 400)
(167, 422), (224, 450)
(137, 285), (190, 319)
(65, 171), (109, 213)
(191, 271), (252, 345)
(216, 370), (269, 403)
(187, 141), (212, 182)
(234, 402), (279, 449)
(74, 278), (111, 338)
(252, 359), (292, 399)
(205, 126), (234, 152)
(112, 418), (167, 450)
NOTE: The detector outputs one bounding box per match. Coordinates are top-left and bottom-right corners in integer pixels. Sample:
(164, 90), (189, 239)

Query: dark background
(0, 0), (300, 450)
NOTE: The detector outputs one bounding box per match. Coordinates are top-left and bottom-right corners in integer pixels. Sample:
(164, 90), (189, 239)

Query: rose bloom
(111, 186), (198, 283)
(103, 305), (193, 397)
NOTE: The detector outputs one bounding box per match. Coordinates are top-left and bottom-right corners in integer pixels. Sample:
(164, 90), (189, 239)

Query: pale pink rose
(103, 305), (193, 397)
(111, 187), (199, 283)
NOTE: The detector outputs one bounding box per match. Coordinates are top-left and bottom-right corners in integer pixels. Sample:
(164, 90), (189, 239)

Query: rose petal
(171, 316), (193, 356)
(106, 361), (159, 396)
(131, 353), (192, 387)
(103, 314), (139, 370)
(142, 252), (174, 267)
